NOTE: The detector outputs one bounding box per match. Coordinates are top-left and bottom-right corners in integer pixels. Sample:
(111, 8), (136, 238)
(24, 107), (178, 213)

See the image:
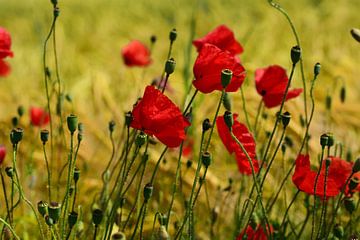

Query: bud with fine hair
(223, 111), (233, 130)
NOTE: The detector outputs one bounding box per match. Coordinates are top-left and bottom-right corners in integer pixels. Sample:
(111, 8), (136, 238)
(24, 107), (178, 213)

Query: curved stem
(0, 217), (20, 240)
(280, 190), (300, 235)
(43, 144), (52, 202)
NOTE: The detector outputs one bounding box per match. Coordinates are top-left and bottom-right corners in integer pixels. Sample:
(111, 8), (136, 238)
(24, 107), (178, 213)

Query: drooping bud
(281, 111), (291, 127)
(165, 58), (176, 75)
(221, 69), (233, 89)
(37, 201), (48, 217)
(10, 128), (23, 145)
(222, 92), (232, 111)
(290, 45), (301, 65)
(223, 111), (233, 130)
(45, 215), (54, 226)
(201, 152), (212, 167)
(314, 62), (321, 77)
(202, 118), (212, 132)
(169, 28), (177, 42)
(67, 114), (78, 134)
(48, 202), (61, 223)
(40, 129), (49, 144)
(135, 132), (147, 147)
(92, 209), (103, 226)
(157, 225), (170, 240)
(143, 183), (153, 202)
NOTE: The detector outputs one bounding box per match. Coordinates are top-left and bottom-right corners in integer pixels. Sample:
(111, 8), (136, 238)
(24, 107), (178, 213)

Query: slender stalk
(149, 147), (168, 184)
(0, 168), (11, 227)
(280, 190), (300, 234)
(93, 225), (98, 240)
(240, 86), (252, 132)
(43, 143), (52, 202)
(0, 217), (20, 240)
(139, 202), (148, 239)
(317, 163), (329, 239)
(130, 201), (145, 240)
(253, 100), (263, 137)
(183, 89), (198, 115)
(161, 73), (170, 93)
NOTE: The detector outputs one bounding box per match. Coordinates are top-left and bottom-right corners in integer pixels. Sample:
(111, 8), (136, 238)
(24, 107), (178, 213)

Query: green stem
(0, 168), (11, 227)
(0, 217), (20, 240)
(317, 163), (329, 239)
(43, 144), (52, 202)
(149, 147), (168, 184)
(280, 190), (300, 235)
(240, 86), (252, 132)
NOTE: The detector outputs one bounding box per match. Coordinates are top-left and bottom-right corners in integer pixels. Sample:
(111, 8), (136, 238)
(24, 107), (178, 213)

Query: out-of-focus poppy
(121, 40), (151, 67)
(30, 107), (50, 127)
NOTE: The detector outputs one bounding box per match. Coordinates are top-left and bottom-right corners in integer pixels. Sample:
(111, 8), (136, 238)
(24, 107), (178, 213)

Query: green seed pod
(92, 209), (104, 226)
(10, 128), (23, 145)
(344, 198), (356, 214)
(201, 152), (212, 167)
(224, 111), (233, 130)
(314, 62), (321, 77)
(78, 122), (84, 133)
(222, 92), (232, 111)
(5, 167), (13, 178)
(65, 93), (73, 102)
(281, 112), (291, 127)
(350, 28), (360, 43)
(37, 201), (48, 217)
(45, 215), (54, 226)
(74, 167), (80, 183)
(202, 118), (212, 132)
(109, 120), (116, 133)
(17, 105), (25, 117)
(112, 232), (126, 240)
(53, 7), (60, 18)
(326, 133), (335, 147)
(169, 28), (177, 42)
(125, 111), (133, 127)
(11, 117), (18, 127)
(135, 132), (147, 147)
(68, 211), (78, 229)
(221, 69), (233, 89)
(40, 129), (49, 144)
(165, 58), (176, 75)
(51, 0), (57, 6)
(143, 183), (153, 202)
(290, 45), (301, 65)
(349, 177), (359, 191)
(67, 114), (78, 134)
(340, 86), (346, 103)
(320, 134), (329, 148)
(352, 157), (360, 173)
(158, 213), (167, 226)
(48, 202), (61, 223)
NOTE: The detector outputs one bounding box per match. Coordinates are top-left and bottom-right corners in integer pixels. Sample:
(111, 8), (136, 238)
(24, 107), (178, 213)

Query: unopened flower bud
(291, 45), (301, 65)
(51, 0), (57, 6)
(10, 128), (23, 145)
(344, 198), (356, 214)
(165, 58), (176, 75)
(41, 129), (49, 144)
(5, 167), (13, 178)
(67, 114), (78, 134)
(125, 111), (132, 127)
(68, 211), (78, 229)
(202, 118), (212, 132)
(92, 209), (103, 226)
(158, 213), (167, 226)
(221, 69), (233, 89)
(201, 152), (212, 167)
(48, 202), (61, 223)
(143, 183), (153, 202)
(349, 177), (359, 191)
(281, 112), (291, 127)
(314, 62), (321, 77)
(17, 105), (25, 117)
(352, 158), (360, 173)
(333, 224), (344, 238)
(320, 134), (329, 148)
(223, 111), (233, 130)
(222, 92), (232, 111)
(65, 94), (73, 102)
(135, 132), (147, 147)
(350, 28), (360, 43)
(169, 28), (177, 42)
(37, 201), (48, 217)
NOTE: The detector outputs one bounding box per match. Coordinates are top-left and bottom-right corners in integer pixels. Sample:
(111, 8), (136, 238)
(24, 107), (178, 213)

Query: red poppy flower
(255, 65), (302, 108)
(121, 40), (151, 67)
(0, 145), (6, 165)
(216, 113), (259, 175)
(30, 107), (50, 127)
(193, 43), (246, 94)
(0, 59), (10, 77)
(130, 85), (190, 148)
(237, 224), (273, 240)
(0, 27), (13, 59)
(193, 25), (243, 56)
(292, 154), (353, 198)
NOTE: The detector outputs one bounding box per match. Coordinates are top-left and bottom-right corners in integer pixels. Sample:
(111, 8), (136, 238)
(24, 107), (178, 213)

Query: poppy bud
(314, 62), (321, 77)
(202, 118), (212, 132)
(201, 151), (212, 167)
(320, 134), (329, 148)
(350, 28), (360, 43)
(109, 120), (116, 133)
(221, 69), (233, 89)
(67, 114), (78, 134)
(111, 232), (126, 240)
(165, 58), (176, 75)
(92, 209), (103, 226)
(352, 158), (360, 173)
(40, 129), (49, 144)
(169, 28), (177, 42)
(281, 111), (291, 127)
(48, 202), (61, 223)
(340, 86), (346, 103)
(125, 111), (132, 127)
(143, 183), (153, 202)
(157, 225), (170, 240)
(349, 177), (359, 191)
(11, 117), (18, 127)
(344, 198), (356, 214)
(17, 105), (25, 117)
(290, 45), (301, 65)
(186, 160), (192, 168)
(65, 94), (73, 102)
(78, 122), (84, 133)
(45, 215), (54, 226)
(68, 211), (78, 229)
(135, 132), (147, 147)
(326, 94), (332, 110)
(53, 7), (60, 18)
(224, 111), (233, 130)
(326, 133), (334, 147)
(333, 224), (344, 238)
(74, 167), (80, 183)
(51, 0), (57, 6)
(0, 145), (6, 165)
(37, 201), (48, 217)
(150, 35), (157, 44)
(10, 128), (23, 145)
(222, 92), (232, 111)
(5, 167), (13, 178)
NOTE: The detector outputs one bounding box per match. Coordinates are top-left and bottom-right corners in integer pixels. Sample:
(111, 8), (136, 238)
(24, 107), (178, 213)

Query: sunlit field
(0, 0), (359, 239)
